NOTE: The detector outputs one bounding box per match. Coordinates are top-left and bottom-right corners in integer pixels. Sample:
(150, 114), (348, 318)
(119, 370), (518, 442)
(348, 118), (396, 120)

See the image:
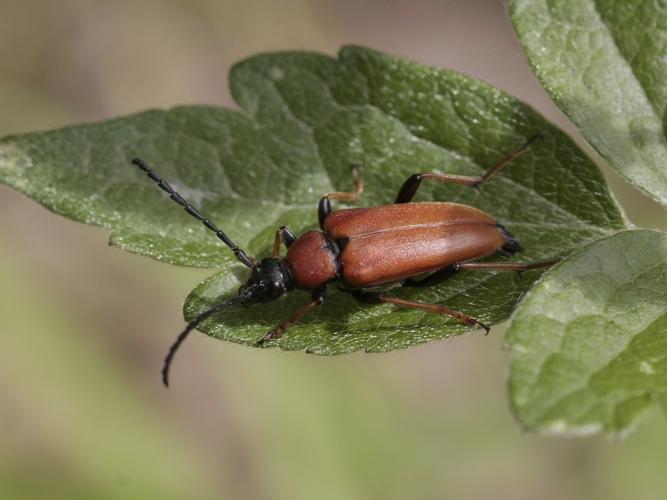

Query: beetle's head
(239, 257), (295, 303)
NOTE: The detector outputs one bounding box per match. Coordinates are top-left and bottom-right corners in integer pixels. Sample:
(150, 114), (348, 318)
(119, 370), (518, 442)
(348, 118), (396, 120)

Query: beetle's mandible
(131, 134), (556, 386)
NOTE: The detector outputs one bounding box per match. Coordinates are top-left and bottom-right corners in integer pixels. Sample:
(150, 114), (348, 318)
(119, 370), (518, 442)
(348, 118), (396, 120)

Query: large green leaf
(0, 46), (624, 352)
(507, 230), (667, 437)
(509, 0), (667, 207)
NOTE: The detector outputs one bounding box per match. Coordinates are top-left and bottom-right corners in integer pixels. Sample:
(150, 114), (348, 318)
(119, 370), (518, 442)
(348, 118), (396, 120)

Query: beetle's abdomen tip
(497, 224), (522, 254)
(501, 237), (522, 254)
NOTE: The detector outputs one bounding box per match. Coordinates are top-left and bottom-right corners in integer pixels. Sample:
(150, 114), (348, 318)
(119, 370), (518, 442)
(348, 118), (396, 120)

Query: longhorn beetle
(131, 134), (556, 386)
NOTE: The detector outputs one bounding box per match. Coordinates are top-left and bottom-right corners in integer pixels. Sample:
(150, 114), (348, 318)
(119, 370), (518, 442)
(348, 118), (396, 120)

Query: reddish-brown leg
(349, 290), (490, 333)
(458, 259), (559, 272)
(318, 165), (364, 228)
(378, 295), (490, 333)
(255, 287), (326, 346)
(395, 134), (542, 203)
(325, 165), (364, 202)
(402, 259), (558, 288)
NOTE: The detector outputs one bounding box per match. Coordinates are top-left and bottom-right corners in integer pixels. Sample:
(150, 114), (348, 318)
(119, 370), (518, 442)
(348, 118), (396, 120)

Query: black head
(162, 258), (295, 387)
(239, 258), (295, 303)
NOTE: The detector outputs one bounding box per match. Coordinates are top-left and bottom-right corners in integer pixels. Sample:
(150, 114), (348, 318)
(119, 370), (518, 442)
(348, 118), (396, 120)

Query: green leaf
(0, 46), (624, 353)
(507, 230), (667, 437)
(509, 0), (667, 207)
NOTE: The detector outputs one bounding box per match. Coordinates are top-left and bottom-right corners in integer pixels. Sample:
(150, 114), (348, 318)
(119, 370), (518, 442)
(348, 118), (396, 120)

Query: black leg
(402, 264), (460, 288)
(318, 165), (363, 228)
(280, 226), (297, 247)
(318, 197), (332, 229)
(348, 290), (490, 333)
(272, 226), (297, 257)
(347, 289), (382, 304)
(394, 134), (542, 203)
(255, 287), (326, 346)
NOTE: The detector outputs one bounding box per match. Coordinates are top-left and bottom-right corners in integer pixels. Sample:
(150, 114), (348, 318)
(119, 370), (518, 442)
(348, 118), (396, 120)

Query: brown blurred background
(1, 1), (666, 499)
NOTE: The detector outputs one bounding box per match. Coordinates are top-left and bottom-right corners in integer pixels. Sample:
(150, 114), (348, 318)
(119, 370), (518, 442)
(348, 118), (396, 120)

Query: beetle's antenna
(131, 157), (254, 268)
(162, 295), (247, 387)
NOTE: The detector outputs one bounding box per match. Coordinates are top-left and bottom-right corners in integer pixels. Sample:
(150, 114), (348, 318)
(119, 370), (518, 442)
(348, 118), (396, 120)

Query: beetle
(131, 134), (555, 386)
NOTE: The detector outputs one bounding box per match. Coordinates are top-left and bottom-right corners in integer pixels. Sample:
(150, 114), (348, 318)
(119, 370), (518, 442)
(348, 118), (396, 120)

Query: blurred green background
(1, 1), (666, 499)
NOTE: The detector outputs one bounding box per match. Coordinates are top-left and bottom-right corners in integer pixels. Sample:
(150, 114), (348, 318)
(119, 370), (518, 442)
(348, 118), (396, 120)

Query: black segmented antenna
(161, 295), (247, 387)
(131, 157), (254, 268)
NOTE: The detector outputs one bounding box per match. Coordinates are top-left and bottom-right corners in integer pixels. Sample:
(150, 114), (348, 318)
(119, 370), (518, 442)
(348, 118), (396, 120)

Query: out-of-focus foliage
(508, 230), (667, 437)
(509, 0), (667, 206)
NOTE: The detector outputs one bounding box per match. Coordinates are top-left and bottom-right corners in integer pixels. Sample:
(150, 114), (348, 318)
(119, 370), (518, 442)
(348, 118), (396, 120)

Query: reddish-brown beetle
(132, 134), (555, 386)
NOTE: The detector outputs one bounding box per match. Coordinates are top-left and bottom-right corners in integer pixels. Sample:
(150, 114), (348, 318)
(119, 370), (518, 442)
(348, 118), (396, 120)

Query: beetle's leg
(402, 259), (558, 288)
(318, 165), (364, 228)
(325, 165), (363, 203)
(459, 259), (559, 276)
(402, 264), (460, 287)
(394, 134), (542, 203)
(350, 290), (490, 333)
(272, 226), (297, 257)
(255, 287), (326, 346)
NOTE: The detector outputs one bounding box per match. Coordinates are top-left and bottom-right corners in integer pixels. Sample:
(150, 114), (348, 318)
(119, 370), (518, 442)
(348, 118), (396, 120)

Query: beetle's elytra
(131, 134), (556, 386)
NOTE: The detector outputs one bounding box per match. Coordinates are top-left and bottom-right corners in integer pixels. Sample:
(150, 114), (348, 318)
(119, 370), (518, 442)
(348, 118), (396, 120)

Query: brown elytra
(322, 203), (509, 287)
